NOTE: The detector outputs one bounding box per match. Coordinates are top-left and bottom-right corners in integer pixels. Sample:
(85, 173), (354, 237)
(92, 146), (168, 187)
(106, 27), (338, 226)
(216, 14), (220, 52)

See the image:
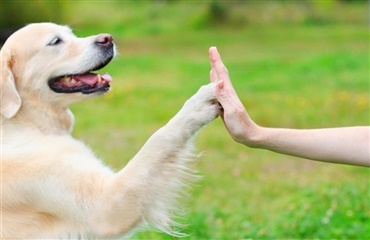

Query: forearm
(248, 126), (370, 167)
(208, 47), (369, 167)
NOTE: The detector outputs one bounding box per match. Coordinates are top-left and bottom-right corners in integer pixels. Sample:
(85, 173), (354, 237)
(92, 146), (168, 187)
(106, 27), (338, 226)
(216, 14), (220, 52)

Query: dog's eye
(48, 37), (62, 46)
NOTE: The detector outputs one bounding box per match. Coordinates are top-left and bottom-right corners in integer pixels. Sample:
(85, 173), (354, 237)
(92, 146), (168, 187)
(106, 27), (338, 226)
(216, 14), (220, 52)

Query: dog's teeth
(71, 79), (76, 84)
(97, 74), (102, 83)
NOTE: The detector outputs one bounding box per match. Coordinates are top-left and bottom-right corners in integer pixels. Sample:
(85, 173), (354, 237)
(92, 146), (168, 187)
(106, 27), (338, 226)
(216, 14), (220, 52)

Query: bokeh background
(1, 0), (369, 239)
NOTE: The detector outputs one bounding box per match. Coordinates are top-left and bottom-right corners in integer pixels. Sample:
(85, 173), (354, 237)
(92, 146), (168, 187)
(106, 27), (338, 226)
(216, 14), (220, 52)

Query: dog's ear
(0, 49), (21, 119)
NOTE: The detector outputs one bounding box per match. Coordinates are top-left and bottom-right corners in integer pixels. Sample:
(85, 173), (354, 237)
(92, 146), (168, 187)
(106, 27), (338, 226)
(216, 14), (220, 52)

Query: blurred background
(1, 0), (369, 239)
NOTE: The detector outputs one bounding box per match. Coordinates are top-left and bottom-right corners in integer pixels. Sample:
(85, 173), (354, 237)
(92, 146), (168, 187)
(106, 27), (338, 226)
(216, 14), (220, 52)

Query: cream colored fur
(0, 23), (219, 238)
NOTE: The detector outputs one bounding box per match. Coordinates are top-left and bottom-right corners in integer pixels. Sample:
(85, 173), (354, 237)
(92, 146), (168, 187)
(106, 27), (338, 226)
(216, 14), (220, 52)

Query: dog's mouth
(48, 72), (113, 94)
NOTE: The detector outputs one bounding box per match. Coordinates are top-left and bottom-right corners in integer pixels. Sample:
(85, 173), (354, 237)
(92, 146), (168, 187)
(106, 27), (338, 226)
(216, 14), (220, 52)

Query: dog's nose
(95, 34), (113, 46)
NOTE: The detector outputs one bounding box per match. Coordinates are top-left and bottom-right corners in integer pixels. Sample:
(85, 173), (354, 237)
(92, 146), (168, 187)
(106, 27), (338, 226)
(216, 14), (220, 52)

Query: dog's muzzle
(48, 34), (116, 95)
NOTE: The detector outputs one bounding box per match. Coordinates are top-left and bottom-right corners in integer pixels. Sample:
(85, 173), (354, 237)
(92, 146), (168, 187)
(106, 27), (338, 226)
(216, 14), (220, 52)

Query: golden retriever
(0, 22), (219, 238)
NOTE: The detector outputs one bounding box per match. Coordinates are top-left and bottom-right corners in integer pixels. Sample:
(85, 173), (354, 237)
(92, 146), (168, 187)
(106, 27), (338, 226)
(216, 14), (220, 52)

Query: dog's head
(0, 22), (115, 119)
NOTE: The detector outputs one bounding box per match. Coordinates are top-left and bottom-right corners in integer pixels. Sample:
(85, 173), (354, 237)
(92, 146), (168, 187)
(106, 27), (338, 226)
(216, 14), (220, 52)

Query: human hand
(209, 47), (370, 166)
(209, 47), (260, 146)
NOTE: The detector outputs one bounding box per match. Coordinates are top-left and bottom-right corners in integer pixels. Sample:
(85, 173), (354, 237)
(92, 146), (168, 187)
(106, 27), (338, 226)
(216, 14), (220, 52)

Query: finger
(216, 80), (244, 111)
(215, 80), (232, 107)
(210, 69), (219, 83)
(209, 46), (232, 89)
(209, 47), (229, 80)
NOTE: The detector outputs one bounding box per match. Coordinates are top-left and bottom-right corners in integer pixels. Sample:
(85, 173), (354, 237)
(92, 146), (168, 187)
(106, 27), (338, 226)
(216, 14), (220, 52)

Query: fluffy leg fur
(89, 83), (220, 237)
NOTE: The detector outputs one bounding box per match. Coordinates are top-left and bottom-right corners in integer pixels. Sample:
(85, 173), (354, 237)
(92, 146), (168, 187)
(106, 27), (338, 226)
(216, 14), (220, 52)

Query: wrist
(237, 123), (264, 148)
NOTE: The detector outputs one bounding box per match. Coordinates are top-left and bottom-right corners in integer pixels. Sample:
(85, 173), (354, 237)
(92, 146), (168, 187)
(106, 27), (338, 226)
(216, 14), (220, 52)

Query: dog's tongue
(73, 73), (113, 85)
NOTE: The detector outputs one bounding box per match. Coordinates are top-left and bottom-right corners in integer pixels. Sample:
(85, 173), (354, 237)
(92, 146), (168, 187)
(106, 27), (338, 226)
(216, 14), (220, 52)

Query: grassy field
(48, 2), (370, 239)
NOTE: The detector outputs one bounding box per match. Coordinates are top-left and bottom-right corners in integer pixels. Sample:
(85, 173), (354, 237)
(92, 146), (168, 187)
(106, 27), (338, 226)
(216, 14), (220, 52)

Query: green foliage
(0, 0), (64, 28)
(1, 1), (367, 32)
(208, 1), (229, 25)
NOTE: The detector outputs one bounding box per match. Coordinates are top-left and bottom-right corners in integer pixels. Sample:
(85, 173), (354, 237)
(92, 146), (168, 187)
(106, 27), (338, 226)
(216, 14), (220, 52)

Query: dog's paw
(182, 83), (221, 126)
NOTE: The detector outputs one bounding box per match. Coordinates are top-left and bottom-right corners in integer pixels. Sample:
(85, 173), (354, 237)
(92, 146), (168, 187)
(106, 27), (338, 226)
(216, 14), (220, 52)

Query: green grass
(53, 2), (370, 239)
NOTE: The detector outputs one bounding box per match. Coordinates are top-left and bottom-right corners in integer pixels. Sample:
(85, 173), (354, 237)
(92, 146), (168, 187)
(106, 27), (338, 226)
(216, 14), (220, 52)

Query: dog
(0, 22), (220, 238)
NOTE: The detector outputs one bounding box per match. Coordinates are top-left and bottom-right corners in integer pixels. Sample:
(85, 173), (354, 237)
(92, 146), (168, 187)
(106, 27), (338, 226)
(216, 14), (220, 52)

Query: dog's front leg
(91, 83), (219, 237)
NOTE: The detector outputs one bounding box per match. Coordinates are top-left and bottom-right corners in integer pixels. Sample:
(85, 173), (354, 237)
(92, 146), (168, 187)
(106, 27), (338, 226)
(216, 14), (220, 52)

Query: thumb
(215, 80), (227, 104)
(216, 80), (245, 111)
(216, 80), (238, 107)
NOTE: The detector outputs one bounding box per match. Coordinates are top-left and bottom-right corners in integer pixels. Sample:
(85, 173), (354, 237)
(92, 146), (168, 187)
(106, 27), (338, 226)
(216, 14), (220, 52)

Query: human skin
(209, 46), (370, 167)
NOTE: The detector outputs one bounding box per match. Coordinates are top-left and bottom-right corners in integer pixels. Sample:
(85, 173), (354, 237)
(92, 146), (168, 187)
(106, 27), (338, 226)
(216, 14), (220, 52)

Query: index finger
(209, 46), (233, 88)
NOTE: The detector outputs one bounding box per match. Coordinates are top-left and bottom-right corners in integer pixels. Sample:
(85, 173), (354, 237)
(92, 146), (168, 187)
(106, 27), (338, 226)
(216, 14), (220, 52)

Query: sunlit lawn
(66, 3), (369, 239)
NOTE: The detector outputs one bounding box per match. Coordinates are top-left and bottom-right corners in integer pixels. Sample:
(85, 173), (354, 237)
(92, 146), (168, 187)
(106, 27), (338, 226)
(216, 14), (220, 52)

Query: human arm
(250, 126), (369, 166)
(209, 46), (370, 167)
